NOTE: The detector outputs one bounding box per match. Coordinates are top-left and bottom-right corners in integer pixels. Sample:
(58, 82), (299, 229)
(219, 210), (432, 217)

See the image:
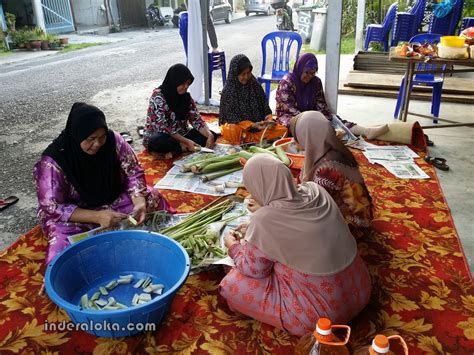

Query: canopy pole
(325, 0), (343, 113)
(201, 0), (210, 105)
(355, 0), (366, 53)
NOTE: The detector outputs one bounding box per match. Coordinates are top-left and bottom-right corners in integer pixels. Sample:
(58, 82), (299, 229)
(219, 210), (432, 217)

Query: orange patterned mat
(0, 133), (473, 353)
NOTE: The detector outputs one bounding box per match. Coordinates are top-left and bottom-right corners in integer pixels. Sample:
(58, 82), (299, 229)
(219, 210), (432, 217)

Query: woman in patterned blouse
(276, 53), (388, 140)
(34, 102), (173, 264)
(143, 64), (217, 159)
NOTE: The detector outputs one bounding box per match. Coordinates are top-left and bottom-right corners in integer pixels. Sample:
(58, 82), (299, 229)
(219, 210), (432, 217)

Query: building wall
(71, 0), (108, 26)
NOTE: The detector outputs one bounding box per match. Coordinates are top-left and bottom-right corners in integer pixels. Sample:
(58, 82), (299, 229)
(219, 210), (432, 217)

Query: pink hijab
(242, 154), (357, 275)
(293, 111), (359, 182)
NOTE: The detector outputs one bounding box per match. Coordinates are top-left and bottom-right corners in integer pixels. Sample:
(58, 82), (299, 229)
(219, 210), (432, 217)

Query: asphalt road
(0, 14), (277, 248)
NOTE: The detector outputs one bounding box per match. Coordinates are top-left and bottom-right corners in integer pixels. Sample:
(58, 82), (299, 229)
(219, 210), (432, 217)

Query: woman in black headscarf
(219, 54), (287, 145)
(143, 64), (217, 158)
(34, 102), (173, 264)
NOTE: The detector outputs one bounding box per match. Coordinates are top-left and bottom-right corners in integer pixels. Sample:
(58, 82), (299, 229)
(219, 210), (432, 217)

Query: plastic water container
(45, 230), (190, 337)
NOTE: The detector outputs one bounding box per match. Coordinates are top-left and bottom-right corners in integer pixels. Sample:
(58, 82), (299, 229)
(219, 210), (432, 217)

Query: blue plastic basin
(45, 230), (190, 337)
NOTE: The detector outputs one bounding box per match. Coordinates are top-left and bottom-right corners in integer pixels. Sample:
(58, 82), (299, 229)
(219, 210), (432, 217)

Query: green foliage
(60, 42), (104, 53)
(11, 28), (32, 46)
(5, 12), (16, 31)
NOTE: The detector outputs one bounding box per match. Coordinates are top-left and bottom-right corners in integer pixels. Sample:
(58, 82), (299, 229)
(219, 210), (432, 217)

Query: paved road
(0, 14), (277, 248)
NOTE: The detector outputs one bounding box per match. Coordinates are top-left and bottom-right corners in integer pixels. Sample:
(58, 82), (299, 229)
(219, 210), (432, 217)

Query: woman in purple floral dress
(276, 53), (388, 139)
(34, 102), (173, 264)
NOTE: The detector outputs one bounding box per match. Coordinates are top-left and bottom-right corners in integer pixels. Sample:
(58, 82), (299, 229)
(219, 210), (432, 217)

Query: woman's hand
(205, 133), (215, 148)
(224, 231), (239, 249)
(96, 210), (127, 228)
(131, 196), (147, 224)
(246, 196), (261, 213)
(182, 138), (198, 152)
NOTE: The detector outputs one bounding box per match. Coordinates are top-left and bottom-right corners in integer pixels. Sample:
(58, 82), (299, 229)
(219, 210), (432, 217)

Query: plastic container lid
(316, 318), (332, 335)
(372, 335), (390, 353)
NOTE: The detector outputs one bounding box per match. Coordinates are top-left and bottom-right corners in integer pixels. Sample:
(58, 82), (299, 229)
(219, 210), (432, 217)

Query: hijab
(160, 64), (194, 120)
(43, 102), (123, 207)
(243, 154), (357, 275)
(289, 53), (319, 112)
(219, 54), (271, 124)
(293, 112), (358, 182)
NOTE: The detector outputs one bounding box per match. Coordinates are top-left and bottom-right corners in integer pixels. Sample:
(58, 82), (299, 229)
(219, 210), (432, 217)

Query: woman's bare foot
(150, 151), (174, 160)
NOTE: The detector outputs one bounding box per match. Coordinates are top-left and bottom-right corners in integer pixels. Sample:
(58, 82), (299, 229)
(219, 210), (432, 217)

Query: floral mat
(0, 118), (473, 354)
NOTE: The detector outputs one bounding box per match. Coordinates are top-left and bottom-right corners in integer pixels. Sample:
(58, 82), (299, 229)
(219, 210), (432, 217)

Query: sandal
(424, 134), (434, 147)
(120, 132), (133, 144)
(0, 196), (19, 211)
(425, 156), (449, 171)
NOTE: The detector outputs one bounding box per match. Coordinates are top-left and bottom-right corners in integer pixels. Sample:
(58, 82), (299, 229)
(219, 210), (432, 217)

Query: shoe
(0, 196), (19, 211)
(424, 156), (449, 171)
(120, 132), (133, 144)
(424, 134), (434, 147)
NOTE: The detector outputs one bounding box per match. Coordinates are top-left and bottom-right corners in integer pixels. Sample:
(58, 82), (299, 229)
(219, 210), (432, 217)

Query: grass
(0, 50), (12, 57)
(61, 42), (104, 53)
(302, 34), (356, 55)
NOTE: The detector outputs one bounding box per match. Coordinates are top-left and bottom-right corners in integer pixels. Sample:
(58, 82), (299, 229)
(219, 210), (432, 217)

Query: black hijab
(160, 64), (194, 120)
(43, 102), (123, 207)
(219, 54), (272, 125)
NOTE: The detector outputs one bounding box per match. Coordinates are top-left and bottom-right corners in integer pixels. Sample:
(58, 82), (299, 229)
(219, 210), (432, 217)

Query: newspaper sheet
(379, 160), (430, 179)
(330, 114), (359, 143)
(173, 143), (239, 167)
(154, 164), (243, 196)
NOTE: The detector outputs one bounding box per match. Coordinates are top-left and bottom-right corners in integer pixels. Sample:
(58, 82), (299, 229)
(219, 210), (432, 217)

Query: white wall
(71, 0), (108, 26)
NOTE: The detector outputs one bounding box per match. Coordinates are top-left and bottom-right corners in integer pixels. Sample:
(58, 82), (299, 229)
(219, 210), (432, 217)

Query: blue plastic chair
(391, 12), (416, 46)
(428, 0), (464, 35)
(394, 34), (445, 123)
(410, 0), (426, 35)
(178, 12), (226, 98)
(257, 31), (302, 101)
(178, 12), (188, 56)
(364, 2), (398, 52)
(460, 17), (474, 32)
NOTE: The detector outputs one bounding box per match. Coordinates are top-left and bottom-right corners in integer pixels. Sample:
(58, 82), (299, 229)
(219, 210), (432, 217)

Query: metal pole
(355, 0), (366, 53)
(325, 0), (343, 113)
(201, 0), (210, 105)
(31, 0), (46, 31)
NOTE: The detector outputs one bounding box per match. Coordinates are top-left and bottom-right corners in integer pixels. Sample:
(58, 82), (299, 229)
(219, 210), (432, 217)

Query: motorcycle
(172, 4), (187, 28)
(146, 5), (165, 28)
(271, 0), (294, 31)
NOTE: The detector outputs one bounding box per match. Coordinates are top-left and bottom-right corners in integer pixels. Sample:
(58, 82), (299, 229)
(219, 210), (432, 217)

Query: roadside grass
(302, 34), (356, 55)
(0, 50), (12, 56)
(61, 42), (104, 53)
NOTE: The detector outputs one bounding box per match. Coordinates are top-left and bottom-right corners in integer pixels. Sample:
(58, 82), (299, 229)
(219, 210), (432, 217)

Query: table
(389, 49), (474, 129)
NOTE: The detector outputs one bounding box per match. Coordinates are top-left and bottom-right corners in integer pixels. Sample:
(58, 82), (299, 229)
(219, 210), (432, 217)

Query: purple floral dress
(34, 132), (171, 264)
(143, 88), (206, 149)
(275, 75), (354, 129)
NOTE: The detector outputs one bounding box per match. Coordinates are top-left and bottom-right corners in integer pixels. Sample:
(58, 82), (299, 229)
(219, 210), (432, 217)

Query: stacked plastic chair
(428, 0), (464, 35)
(460, 17), (474, 32)
(364, 2), (398, 52)
(393, 34), (445, 123)
(391, 0), (426, 46)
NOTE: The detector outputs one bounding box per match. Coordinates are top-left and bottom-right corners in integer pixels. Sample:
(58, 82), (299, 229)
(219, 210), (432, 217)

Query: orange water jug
(353, 334), (409, 355)
(294, 318), (351, 355)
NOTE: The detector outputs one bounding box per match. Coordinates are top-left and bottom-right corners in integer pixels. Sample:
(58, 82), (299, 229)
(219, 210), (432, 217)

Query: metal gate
(41, 0), (75, 33)
(117, 0), (147, 27)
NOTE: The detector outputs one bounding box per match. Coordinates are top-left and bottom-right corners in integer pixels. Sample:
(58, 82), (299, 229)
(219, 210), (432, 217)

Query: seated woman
(220, 154), (371, 336)
(276, 53), (388, 139)
(219, 54), (287, 145)
(143, 64), (217, 158)
(291, 111), (372, 237)
(34, 102), (173, 264)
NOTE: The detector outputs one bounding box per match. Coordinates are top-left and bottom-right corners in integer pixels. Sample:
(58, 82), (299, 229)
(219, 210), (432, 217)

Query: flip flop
(425, 156), (449, 171)
(120, 132), (133, 144)
(0, 196), (19, 211)
(424, 134), (434, 147)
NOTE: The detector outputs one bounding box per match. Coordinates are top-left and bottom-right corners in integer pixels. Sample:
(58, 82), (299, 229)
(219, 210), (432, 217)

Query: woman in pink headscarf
(290, 112), (372, 238)
(276, 53), (388, 139)
(219, 154), (371, 336)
